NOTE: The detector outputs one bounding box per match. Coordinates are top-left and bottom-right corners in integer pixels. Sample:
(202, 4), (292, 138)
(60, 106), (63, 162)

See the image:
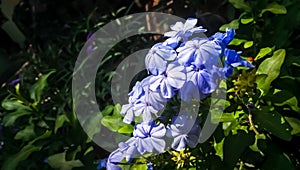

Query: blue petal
(177, 39), (222, 69)
(151, 137), (166, 153)
(172, 135), (187, 151)
(106, 162), (122, 170)
(151, 123), (166, 138)
(224, 49), (254, 68)
(184, 18), (198, 30)
(170, 22), (184, 31)
(210, 28), (235, 48)
(166, 62), (186, 89)
(125, 145), (137, 162)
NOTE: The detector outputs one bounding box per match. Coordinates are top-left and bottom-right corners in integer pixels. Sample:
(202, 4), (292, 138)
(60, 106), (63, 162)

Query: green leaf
(118, 124), (134, 134)
(271, 89), (300, 113)
(256, 49), (286, 95)
(219, 19), (239, 31)
(30, 70), (55, 102)
(241, 17), (253, 24)
(254, 47), (273, 61)
(229, 0), (251, 12)
(2, 130), (51, 167)
(223, 131), (255, 169)
(214, 138), (224, 159)
(1, 144), (41, 170)
(48, 152), (84, 170)
(113, 103), (122, 115)
(84, 112), (102, 137)
(83, 146), (94, 155)
(101, 105), (114, 116)
(29, 130), (52, 145)
(2, 107), (32, 126)
(101, 114), (126, 132)
(261, 153), (294, 170)
(54, 114), (70, 133)
(0, 0), (20, 20)
(260, 2), (287, 16)
(219, 113), (235, 123)
(1, 20), (25, 48)
(285, 117), (300, 135)
(1, 98), (31, 111)
(14, 124), (36, 141)
(244, 41), (253, 48)
(249, 134), (266, 152)
(251, 108), (292, 141)
(228, 38), (247, 46)
(130, 164), (147, 170)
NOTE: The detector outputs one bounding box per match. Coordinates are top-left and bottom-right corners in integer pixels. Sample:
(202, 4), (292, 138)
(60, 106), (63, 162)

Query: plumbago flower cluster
(105, 18), (253, 169)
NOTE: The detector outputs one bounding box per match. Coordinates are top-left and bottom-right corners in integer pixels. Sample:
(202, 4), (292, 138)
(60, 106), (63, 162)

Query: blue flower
(106, 150), (123, 170)
(210, 28), (235, 49)
(181, 65), (217, 96)
(106, 138), (138, 170)
(121, 76), (166, 122)
(164, 18), (206, 42)
(133, 84), (166, 121)
(166, 115), (201, 151)
(147, 162), (154, 170)
(121, 101), (136, 124)
(145, 43), (177, 75)
(210, 65), (232, 79)
(133, 98), (162, 121)
(133, 120), (166, 154)
(8, 78), (20, 86)
(176, 39), (222, 69)
(162, 37), (181, 49)
(179, 81), (207, 101)
(149, 62), (186, 98)
(224, 49), (254, 68)
(97, 158), (108, 170)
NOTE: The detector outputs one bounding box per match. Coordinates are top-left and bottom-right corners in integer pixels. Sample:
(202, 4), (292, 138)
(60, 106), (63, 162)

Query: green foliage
(256, 49), (286, 95)
(0, 0), (25, 47)
(47, 152), (84, 170)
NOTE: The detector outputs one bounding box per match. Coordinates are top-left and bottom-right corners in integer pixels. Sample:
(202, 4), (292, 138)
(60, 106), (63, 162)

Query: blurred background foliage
(0, 0), (300, 169)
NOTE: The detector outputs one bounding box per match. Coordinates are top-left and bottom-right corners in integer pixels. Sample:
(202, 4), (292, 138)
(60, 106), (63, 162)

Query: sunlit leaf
(101, 114), (125, 132)
(256, 49), (286, 95)
(228, 38), (247, 46)
(244, 41), (253, 48)
(241, 17), (253, 24)
(249, 134), (266, 152)
(214, 138), (224, 159)
(220, 19), (239, 31)
(118, 124), (133, 134)
(255, 47), (273, 61)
